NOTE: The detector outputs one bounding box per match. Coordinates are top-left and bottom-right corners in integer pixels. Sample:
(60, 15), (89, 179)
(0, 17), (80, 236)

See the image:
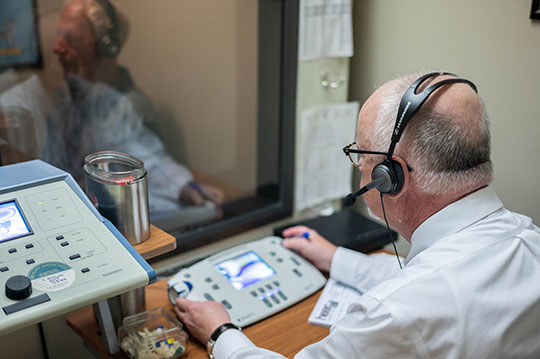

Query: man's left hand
(174, 297), (232, 344)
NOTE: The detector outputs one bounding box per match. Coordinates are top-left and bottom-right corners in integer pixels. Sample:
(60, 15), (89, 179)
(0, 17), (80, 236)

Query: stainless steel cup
(84, 151), (150, 245)
(85, 151), (150, 323)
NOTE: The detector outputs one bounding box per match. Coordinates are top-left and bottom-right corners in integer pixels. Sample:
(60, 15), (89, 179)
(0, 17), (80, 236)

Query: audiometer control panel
(168, 236), (326, 327)
(0, 160), (155, 334)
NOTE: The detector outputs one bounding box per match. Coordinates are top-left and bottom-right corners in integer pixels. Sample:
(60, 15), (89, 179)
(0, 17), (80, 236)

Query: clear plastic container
(118, 307), (188, 358)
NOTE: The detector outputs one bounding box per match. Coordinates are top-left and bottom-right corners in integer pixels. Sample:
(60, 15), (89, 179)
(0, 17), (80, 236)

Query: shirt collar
(405, 186), (503, 264)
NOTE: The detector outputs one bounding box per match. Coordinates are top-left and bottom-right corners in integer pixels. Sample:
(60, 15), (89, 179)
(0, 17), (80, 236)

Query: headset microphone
(344, 175), (387, 207)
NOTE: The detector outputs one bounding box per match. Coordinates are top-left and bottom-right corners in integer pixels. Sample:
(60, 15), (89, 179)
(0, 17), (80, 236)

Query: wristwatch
(206, 322), (241, 359)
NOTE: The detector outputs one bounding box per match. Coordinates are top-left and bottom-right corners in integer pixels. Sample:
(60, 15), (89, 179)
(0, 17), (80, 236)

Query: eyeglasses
(342, 142), (387, 167)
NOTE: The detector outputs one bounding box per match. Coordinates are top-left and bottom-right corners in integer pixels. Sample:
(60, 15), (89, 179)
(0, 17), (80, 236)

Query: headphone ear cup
(97, 34), (121, 58)
(390, 160), (404, 194)
(371, 161), (394, 194)
(372, 159), (404, 195)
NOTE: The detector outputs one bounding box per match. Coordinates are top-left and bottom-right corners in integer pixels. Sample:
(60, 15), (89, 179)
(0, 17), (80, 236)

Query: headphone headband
(386, 72), (478, 161)
(94, 0), (121, 58)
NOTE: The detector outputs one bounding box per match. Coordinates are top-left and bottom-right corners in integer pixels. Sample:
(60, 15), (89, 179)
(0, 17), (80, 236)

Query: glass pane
(0, 0), (287, 245)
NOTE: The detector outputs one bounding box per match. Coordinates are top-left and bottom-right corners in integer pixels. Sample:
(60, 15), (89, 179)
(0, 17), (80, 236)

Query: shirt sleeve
(330, 247), (402, 293)
(295, 294), (425, 359)
(213, 329), (287, 359)
(213, 294), (424, 359)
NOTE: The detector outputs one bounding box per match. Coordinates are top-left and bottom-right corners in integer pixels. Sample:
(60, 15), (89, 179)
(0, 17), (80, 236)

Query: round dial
(5, 275), (33, 300)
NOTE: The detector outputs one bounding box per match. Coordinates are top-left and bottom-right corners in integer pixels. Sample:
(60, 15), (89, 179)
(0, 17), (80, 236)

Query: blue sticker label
(28, 262), (76, 292)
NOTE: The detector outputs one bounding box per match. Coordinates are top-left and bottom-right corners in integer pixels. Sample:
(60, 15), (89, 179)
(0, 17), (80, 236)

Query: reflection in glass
(0, 0), (295, 255)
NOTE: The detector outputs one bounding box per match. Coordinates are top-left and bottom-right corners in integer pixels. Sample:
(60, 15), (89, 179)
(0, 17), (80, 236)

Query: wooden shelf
(133, 225), (176, 260)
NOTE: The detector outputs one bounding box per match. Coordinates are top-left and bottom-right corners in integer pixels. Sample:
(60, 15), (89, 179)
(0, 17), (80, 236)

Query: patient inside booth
(0, 0), (248, 233)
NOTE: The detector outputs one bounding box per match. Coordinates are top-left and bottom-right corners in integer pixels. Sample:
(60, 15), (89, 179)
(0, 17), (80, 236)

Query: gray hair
(373, 73), (492, 195)
(66, 0), (130, 53)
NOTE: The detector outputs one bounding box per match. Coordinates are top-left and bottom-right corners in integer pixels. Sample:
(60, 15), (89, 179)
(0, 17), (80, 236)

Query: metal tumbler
(84, 151), (150, 245)
(85, 151), (150, 323)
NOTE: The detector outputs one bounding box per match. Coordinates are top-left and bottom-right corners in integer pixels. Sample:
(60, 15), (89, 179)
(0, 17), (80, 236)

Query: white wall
(350, 0), (540, 223)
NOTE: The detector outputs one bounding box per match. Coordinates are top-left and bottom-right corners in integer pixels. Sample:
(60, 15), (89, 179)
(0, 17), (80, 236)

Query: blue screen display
(0, 201), (32, 242)
(215, 251), (276, 290)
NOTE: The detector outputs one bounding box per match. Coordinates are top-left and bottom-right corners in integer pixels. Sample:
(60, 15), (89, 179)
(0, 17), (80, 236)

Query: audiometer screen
(216, 251), (276, 290)
(0, 201), (32, 242)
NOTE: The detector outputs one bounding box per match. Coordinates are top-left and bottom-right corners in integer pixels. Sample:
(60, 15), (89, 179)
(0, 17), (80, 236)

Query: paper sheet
(308, 277), (363, 327)
(295, 102), (359, 211)
(299, 0), (353, 61)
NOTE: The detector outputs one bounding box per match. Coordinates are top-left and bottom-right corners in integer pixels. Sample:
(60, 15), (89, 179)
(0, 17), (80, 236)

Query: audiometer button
(273, 281), (280, 287)
(250, 290), (257, 297)
(262, 298), (272, 307)
(5, 275), (32, 300)
(26, 259), (35, 265)
(81, 267), (90, 273)
(293, 268), (302, 277)
(203, 293), (214, 301)
(269, 251), (276, 256)
(258, 287), (265, 294)
(211, 284), (220, 290)
(291, 256), (301, 266)
(8, 248), (17, 254)
(277, 290), (287, 301)
(69, 254), (81, 260)
(270, 295), (280, 304)
(56, 235), (64, 240)
(276, 258), (283, 263)
(0, 267), (8, 272)
(61, 241), (69, 247)
(221, 300), (232, 309)
(25, 244), (34, 249)
(265, 284), (273, 290)
(204, 277), (212, 283)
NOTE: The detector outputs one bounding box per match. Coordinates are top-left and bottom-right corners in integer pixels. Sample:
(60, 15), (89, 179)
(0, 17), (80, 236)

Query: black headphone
(94, 0), (121, 58)
(344, 72), (478, 206)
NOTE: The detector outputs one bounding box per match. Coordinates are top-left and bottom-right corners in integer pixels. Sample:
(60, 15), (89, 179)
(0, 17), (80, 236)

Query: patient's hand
(174, 297), (231, 344)
(179, 183), (224, 206)
(282, 225), (337, 273)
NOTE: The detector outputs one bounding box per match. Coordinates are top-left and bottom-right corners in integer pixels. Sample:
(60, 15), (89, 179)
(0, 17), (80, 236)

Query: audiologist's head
(53, 0), (129, 81)
(355, 72), (492, 239)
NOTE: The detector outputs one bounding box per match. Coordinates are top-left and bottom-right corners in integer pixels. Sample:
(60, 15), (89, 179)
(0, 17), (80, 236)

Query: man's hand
(179, 183), (224, 206)
(282, 225), (337, 272)
(174, 297), (232, 344)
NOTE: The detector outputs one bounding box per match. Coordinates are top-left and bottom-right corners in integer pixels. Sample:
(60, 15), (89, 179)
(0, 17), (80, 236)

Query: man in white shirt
(173, 72), (540, 358)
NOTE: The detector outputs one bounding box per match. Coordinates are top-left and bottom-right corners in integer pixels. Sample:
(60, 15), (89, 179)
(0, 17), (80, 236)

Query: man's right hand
(281, 226), (337, 273)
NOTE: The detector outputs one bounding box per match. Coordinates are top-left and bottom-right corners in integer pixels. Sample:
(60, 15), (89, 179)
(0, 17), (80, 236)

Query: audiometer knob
(5, 275), (33, 300)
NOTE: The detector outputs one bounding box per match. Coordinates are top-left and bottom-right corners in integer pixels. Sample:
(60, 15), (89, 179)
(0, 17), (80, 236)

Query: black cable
(38, 322), (50, 359)
(380, 192), (403, 269)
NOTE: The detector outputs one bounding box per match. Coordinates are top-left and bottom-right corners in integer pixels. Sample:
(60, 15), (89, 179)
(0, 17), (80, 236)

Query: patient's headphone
(94, 0), (121, 58)
(344, 72), (478, 206)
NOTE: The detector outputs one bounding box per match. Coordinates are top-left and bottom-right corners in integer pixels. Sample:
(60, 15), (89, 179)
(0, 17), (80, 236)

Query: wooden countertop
(66, 280), (329, 358)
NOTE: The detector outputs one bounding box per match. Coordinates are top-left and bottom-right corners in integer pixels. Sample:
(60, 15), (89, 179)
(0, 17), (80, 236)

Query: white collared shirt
(214, 186), (540, 358)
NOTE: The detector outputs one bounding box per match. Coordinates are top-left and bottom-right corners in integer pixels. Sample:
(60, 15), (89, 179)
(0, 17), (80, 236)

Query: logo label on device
(28, 262), (76, 292)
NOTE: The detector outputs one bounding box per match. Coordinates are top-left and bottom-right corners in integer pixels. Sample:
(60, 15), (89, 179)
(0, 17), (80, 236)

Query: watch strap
(207, 323), (241, 359)
(210, 322), (240, 342)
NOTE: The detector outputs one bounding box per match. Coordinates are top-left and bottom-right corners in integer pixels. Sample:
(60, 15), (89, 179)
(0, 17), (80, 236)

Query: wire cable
(380, 192), (403, 269)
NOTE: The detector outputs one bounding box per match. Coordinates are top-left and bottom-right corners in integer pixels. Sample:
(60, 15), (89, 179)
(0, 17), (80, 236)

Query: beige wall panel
(350, 0), (540, 223)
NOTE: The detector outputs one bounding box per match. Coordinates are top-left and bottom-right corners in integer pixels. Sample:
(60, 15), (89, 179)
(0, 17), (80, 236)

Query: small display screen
(0, 201), (32, 242)
(215, 251), (276, 290)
